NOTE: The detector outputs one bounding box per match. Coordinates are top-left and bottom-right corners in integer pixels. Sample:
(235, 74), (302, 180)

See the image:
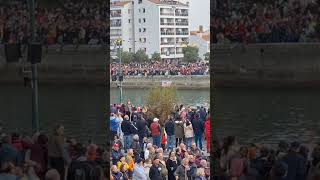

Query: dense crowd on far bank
(213, 0), (320, 44)
(110, 102), (211, 180)
(0, 124), (109, 180)
(0, 0), (107, 45)
(110, 61), (209, 77)
(213, 135), (320, 180)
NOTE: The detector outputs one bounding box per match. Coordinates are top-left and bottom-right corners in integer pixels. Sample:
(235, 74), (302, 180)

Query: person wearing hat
(149, 155), (163, 180)
(150, 118), (161, 148)
(132, 158), (147, 180)
(111, 143), (123, 165)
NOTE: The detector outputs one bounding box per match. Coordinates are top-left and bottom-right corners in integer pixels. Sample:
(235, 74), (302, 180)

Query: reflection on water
(110, 88), (210, 107)
(215, 88), (320, 145)
(0, 85), (106, 144)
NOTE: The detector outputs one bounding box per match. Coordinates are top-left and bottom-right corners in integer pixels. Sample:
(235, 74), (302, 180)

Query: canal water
(215, 88), (320, 145)
(110, 88), (210, 107)
(0, 85), (106, 144)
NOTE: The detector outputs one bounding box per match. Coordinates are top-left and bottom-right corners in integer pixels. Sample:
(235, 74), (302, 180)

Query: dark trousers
(49, 157), (65, 179)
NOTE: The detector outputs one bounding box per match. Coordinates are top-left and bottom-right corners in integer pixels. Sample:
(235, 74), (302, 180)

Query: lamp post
(115, 39), (123, 104)
(28, 0), (39, 132)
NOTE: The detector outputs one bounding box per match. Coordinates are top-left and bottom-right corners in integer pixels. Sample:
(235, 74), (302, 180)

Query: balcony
(176, 41), (189, 45)
(110, 33), (122, 37)
(161, 42), (175, 45)
(111, 23), (122, 27)
(161, 22), (175, 26)
(161, 32), (175, 35)
(160, 12), (174, 16)
(111, 13), (121, 17)
(176, 22), (188, 26)
(176, 32), (188, 35)
(175, 12), (188, 16)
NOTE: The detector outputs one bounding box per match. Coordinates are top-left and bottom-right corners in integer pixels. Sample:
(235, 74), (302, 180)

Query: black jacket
(165, 120), (175, 136)
(149, 164), (163, 180)
(121, 119), (132, 136)
(136, 118), (147, 137)
(191, 119), (204, 136)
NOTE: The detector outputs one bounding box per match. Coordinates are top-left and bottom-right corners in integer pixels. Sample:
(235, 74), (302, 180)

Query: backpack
(67, 161), (101, 180)
(228, 157), (246, 178)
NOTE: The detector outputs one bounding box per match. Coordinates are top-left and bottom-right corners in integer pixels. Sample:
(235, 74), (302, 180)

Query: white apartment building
(110, 1), (134, 53)
(110, 0), (190, 61)
(190, 26), (210, 60)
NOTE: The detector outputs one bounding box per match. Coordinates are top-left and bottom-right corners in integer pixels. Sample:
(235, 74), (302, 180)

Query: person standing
(48, 124), (70, 179)
(110, 113), (120, 139)
(184, 119), (194, 149)
(174, 158), (190, 180)
(166, 151), (178, 180)
(121, 115), (133, 151)
(136, 116), (147, 149)
(174, 119), (184, 148)
(192, 115), (204, 150)
(133, 158), (147, 180)
(165, 116), (175, 152)
(149, 156), (163, 180)
(150, 118), (161, 148)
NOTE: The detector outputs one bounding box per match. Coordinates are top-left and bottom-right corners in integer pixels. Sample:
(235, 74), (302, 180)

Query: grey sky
(189, 0), (210, 31)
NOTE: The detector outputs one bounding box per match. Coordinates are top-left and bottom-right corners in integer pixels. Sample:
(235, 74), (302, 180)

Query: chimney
(199, 25), (203, 33)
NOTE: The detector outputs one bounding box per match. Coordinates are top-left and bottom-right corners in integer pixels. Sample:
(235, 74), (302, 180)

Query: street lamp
(114, 38), (123, 104)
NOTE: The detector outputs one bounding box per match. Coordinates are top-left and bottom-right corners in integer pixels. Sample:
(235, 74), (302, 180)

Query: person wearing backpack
(150, 118), (161, 148)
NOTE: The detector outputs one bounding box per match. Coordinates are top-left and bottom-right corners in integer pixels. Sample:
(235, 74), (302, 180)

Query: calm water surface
(215, 88), (320, 145)
(0, 85), (106, 144)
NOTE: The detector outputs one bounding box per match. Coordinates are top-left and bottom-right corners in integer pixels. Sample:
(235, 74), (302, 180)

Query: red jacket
(204, 119), (210, 137)
(150, 122), (161, 136)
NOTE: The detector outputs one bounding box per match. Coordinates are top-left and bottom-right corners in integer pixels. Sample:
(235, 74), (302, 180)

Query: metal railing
(161, 42), (175, 45)
(111, 23), (122, 27)
(176, 32), (189, 35)
(161, 32), (175, 35)
(175, 13), (188, 16)
(111, 14), (121, 17)
(176, 22), (188, 26)
(160, 12), (174, 16)
(161, 22), (175, 26)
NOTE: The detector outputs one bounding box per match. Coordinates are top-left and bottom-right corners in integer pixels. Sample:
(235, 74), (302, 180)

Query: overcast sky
(189, 0), (210, 31)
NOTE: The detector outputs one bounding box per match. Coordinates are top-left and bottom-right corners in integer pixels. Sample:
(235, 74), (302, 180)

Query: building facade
(190, 26), (210, 60)
(110, 0), (190, 61)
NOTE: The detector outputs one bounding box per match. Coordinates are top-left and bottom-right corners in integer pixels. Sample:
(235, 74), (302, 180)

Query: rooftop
(148, 0), (189, 6)
(111, 1), (131, 7)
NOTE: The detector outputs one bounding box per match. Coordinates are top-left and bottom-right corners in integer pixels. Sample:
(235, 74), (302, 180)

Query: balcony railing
(161, 52), (175, 55)
(161, 22), (175, 26)
(111, 14), (121, 17)
(161, 42), (175, 45)
(175, 13), (188, 16)
(176, 41), (189, 45)
(161, 32), (175, 35)
(110, 34), (122, 37)
(160, 12), (174, 16)
(176, 22), (188, 26)
(176, 32), (189, 35)
(111, 23), (122, 27)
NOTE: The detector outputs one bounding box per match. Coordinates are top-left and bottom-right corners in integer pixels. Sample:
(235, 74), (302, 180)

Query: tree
(134, 49), (149, 62)
(145, 86), (178, 126)
(151, 52), (161, 62)
(182, 45), (199, 63)
(204, 52), (210, 61)
(117, 50), (134, 64)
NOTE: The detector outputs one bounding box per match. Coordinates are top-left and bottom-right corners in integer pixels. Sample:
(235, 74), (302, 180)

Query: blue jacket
(0, 144), (23, 166)
(110, 116), (119, 132)
(283, 152), (306, 180)
(191, 118), (204, 136)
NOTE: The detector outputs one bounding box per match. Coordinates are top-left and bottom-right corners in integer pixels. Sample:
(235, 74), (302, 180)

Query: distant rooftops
(111, 1), (131, 7)
(148, 0), (189, 6)
(190, 25), (210, 42)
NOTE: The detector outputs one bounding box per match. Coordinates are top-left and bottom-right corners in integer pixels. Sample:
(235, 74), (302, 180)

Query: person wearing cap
(121, 115), (133, 151)
(132, 158), (147, 180)
(111, 143), (123, 165)
(150, 118), (161, 148)
(283, 141), (307, 180)
(149, 155), (163, 180)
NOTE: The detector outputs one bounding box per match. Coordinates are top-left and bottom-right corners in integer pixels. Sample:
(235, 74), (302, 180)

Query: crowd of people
(0, 124), (109, 180)
(110, 62), (210, 77)
(212, 0), (320, 44)
(0, 0), (107, 45)
(212, 135), (320, 180)
(110, 101), (211, 180)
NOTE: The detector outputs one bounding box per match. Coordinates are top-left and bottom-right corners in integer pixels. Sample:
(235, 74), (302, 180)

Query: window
(139, 9), (141, 13)
(138, 0), (142, 4)
(139, 19), (141, 23)
(144, 38), (147, 42)
(143, 8), (146, 13)
(143, 18), (146, 23)
(139, 28), (141, 32)
(143, 28), (146, 32)
(144, 48), (147, 52)
(129, 48), (132, 52)
(139, 38), (142, 42)
(128, 19), (131, 23)
(128, 9), (131, 14)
